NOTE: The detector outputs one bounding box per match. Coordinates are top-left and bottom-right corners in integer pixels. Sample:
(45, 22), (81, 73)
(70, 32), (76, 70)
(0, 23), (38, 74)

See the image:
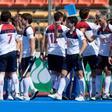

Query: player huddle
(43, 8), (112, 101)
(0, 8), (112, 101)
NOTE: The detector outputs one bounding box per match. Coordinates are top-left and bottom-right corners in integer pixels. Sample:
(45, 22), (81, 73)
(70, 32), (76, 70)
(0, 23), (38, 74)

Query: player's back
(0, 23), (17, 55)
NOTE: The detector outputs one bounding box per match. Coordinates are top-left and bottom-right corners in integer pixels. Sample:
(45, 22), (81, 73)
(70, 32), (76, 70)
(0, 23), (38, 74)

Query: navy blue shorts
(83, 55), (98, 71)
(97, 55), (111, 70)
(64, 54), (83, 72)
(0, 51), (17, 72)
(48, 54), (65, 73)
(21, 56), (33, 72)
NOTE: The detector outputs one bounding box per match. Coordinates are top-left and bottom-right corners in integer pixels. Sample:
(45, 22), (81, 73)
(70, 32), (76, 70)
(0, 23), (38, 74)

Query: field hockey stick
(19, 56), (36, 81)
(69, 69), (75, 99)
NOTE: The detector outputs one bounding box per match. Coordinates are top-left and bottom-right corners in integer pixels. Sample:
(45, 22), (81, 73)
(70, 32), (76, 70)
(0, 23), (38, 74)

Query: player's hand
(108, 57), (112, 65)
(39, 52), (45, 60)
(29, 56), (35, 64)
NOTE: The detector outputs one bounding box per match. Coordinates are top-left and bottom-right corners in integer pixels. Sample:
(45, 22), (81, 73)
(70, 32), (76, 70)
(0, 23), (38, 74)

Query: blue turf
(0, 97), (112, 112)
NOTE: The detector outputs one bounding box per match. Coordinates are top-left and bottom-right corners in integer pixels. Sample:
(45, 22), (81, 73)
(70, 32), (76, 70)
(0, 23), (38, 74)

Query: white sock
(57, 77), (66, 95)
(28, 77), (37, 91)
(78, 78), (85, 96)
(23, 77), (30, 96)
(11, 73), (20, 94)
(0, 73), (5, 99)
(110, 79), (112, 95)
(89, 77), (96, 97)
(104, 76), (111, 95)
(95, 75), (102, 95)
(53, 76), (60, 90)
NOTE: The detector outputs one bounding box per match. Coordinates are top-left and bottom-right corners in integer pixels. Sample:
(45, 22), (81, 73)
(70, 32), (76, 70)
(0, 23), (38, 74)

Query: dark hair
(21, 13), (32, 24)
(79, 8), (90, 20)
(67, 16), (78, 25)
(54, 11), (63, 21)
(1, 10), (11, 22)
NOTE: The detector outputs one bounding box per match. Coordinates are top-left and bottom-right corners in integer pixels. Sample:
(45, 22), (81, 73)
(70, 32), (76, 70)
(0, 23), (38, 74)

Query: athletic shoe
(48, 93), (62, 100)
(75, 95), (85, 101)
(23, 96), (30, 101)
(102, 94), (110, 100)
(90, 96), (96, 101)
(95, 94), (102, 100)
(0, 97), (3, 100)
(30, 90), (39, 100)
(7, 95), (14, 100)
(14, 94), (23, 100)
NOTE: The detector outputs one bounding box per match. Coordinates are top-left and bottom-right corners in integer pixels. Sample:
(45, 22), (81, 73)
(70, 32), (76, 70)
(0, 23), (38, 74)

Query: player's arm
(80, 28), (96, 42)
(30, 37), (35, 57)
(16, 36), (23, 62)
(79, 31), (87, 55)
(108, 46), (112, 65)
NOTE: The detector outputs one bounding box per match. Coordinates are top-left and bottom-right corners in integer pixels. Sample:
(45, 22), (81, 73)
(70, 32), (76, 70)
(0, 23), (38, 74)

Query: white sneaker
(14, 94), (23, 100)
(48, 93), (62, 100)
(75, 95), (85, 101)
(7, 95), (14, 100)
(23, 96), (30, 101)
(0, 97), (3, 100)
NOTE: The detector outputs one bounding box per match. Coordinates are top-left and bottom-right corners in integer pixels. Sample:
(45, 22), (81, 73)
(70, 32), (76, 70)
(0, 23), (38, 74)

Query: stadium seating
(77, 0), (93, 6)
(53, 0), (62, 6)
(14, 0), (30, 6)
(0, 0), (14, 7)
(62, 0), (77, 5)
(30, 0), (46, 6)
(92, 0), (109, 6)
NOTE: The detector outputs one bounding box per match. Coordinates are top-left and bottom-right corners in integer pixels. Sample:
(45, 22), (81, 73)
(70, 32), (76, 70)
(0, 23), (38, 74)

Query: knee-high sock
(11, 73), (19, 94)
(57, 77), (66, 95)
(95, 75), (102, 95)
(28, 77), (37, 91)
(0, 73), (5, 99)
(89, 77), (96, 97)
(104, 76), (111, 95)
(78, 78), (85, 96)
(23, 77), (30, 96)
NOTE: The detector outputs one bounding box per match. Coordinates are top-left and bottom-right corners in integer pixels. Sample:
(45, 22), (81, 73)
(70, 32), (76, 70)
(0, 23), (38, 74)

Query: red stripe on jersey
(76, 21), (91, 30)
(48, 24), (62, 31)
(1, 24), (15, 31)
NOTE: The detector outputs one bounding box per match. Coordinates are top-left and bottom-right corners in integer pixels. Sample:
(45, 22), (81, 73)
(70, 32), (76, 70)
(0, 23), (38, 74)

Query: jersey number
(8, 34), (12, 44)
(50, 34), (57, 43)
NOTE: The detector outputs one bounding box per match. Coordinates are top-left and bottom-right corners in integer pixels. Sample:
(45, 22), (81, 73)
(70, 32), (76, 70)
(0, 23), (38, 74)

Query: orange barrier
(62, 0), (77, 5)
(30, 0), (46, 6)
(0, 0), (14, 7)
(14, 0), (30, 6)
(92, 0), (109, 6)
(77, 0), (93, 6)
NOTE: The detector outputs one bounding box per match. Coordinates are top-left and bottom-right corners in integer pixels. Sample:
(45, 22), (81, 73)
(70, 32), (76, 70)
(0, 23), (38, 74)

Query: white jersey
(98, 24), (112, 56)
(45, 24), (68, 57)
(22, 26), (34, 58)
(0, 23), (17, 55)
(66, 28), (85, 55)
(76, 21), (100, 56)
